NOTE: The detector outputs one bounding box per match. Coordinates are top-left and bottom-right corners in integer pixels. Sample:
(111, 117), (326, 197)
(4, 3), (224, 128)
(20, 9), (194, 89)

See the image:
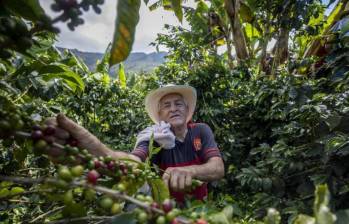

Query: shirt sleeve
(131, 141), (149, 162)
(197, 123), (221, 162)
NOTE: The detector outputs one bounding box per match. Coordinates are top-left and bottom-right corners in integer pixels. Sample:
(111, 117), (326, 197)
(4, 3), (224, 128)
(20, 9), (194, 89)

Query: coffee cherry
(190, 212), (198, 219)
(137, 211), (148, 223)
(156, 216), (166, 224)
(54, 179), (69, 189)
(63, 190), (73, 204)
(151, 202), (160, 209)
(87, 170), (99, 185)
(32, 124), (41, 131)
(133, 168), (142, 176)
(71, 165), (84, 177)
(84, 188), (96, 201)
(44, 135), (54, 145)
(94, 160), (102, 169)
(67, 155), (76, 163)
(162, 199), (173, 213)
(145, 195), (153, 203)
(68, 138), (79, 147)
(87, 160), (95, 170)
(104, 155), (113, 163)
(166, 209), (179, 222)
(111, 202), (122, 214)
(171, 218), (180, 224)
(31, 130), (43, 140)
(44, 125), (56, 135)
(100, 197), (113, 209)
(196, 218), (208, 224)
(34, 139), (48, 152)
(58, 166), (73, 181)
(107, 161), (115, 171)
(69, 147), (79, 155)
(116, 183), (126, 192)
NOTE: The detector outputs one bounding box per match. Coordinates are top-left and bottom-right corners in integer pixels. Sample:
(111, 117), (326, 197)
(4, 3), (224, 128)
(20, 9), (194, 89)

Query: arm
(162, 157), (224, 192)
(45, 114), (141, 163)
(187, 157), (224, 181)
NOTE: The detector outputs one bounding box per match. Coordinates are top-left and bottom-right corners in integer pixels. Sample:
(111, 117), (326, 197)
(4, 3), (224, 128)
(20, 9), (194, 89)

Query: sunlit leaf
(148, 179), (170, 203)
(39, 63), (85, 92)
(118, 63), (126, 88)
(293, 214), (315, 224)
(109, 0), (141, 66)
(170, 0), (183, 23)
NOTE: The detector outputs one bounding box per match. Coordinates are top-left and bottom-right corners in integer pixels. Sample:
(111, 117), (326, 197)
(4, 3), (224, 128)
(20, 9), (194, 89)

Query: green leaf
(208, 211), (230, 224)
(3, 0), (47, 22)
(119, 63), (126, 88)
(170, 0), (183, 23)
(109, 0), (141, 66)
(222, 206), (234, 222)
(0, 188), (10, 198)
(324, 114), (342, 131)
(39, 63), (85, 92)
(111, 212), (137, 224)
(10, 187), (25, 196)
(239, 2), (254, 23)
(314, 184), (336, 224)
(96, 43), (112, 73)
(148, 178), (170, 204)
(293, 214), (315, 224)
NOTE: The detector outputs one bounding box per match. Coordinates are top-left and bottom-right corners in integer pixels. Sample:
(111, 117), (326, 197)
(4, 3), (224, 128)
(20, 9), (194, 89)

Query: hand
(44, 113), (105, 160)
(162, 167), (195, 192)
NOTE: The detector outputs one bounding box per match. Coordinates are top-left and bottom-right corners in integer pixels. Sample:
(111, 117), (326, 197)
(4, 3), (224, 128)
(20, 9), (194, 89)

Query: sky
(40, 0), (196, 53)
(40, 0), (335, 54)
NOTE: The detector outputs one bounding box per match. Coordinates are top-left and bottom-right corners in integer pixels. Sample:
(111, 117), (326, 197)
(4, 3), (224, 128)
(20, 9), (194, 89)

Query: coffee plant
(1, 0), (349, 223)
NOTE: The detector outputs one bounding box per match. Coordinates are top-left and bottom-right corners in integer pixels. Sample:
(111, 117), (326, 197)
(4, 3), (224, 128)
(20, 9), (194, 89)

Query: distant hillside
(57, 47), (167, 74)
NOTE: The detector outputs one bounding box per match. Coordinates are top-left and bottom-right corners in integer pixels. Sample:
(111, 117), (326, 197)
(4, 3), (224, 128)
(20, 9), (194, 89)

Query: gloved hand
(135, 121), (175, 149)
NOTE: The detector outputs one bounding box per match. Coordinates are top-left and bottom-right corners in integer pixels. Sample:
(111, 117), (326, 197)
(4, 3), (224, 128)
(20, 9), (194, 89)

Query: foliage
(1, 0), (349, 223)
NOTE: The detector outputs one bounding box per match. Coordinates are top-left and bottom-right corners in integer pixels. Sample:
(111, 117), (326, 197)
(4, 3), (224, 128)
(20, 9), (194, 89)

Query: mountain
(57, 47), (167, 74)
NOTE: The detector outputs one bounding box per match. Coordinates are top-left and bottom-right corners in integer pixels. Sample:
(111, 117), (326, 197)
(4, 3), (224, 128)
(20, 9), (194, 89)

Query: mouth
(169, 114), (181, 119)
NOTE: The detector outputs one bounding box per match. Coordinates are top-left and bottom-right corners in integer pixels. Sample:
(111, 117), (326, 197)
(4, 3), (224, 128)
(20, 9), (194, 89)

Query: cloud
(40, 0), (196, 53)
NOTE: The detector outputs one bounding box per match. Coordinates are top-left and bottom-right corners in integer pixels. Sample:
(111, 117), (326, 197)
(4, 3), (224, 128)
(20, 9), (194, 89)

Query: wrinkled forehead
(159, 93), (184, 104)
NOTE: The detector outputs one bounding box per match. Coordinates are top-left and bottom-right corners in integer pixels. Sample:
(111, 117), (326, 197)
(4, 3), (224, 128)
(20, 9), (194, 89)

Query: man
(46, 85), (224, 202)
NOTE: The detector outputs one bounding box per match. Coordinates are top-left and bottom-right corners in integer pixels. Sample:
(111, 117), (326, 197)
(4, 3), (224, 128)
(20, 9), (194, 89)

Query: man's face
(158, 93), (189, 128)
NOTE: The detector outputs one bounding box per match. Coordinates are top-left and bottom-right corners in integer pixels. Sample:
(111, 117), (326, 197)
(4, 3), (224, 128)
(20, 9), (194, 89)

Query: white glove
(135, 121), (175, 150)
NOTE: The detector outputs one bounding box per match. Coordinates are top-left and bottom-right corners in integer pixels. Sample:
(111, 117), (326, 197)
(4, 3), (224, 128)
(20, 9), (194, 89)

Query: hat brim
(145, 85), (197, 124)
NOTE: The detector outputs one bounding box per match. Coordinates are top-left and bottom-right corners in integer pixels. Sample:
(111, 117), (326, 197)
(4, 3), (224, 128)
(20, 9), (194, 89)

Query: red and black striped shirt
(131, 122), (221, 203)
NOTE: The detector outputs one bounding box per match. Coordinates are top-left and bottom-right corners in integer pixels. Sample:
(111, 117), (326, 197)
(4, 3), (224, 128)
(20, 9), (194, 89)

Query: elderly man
(47, 85), (224, 202)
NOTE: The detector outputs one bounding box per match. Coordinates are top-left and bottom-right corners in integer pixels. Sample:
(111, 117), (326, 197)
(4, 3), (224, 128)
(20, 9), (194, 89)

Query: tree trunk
(270, 27), (289, 77)
(224, 0), (249, 61)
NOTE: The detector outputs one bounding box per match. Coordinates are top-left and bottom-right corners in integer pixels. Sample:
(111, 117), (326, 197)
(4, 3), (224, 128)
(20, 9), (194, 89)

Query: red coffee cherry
(87, 170), (100, 185)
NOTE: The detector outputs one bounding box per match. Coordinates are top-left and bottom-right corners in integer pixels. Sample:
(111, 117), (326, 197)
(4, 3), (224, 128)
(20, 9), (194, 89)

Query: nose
(169, 103), (177, 112)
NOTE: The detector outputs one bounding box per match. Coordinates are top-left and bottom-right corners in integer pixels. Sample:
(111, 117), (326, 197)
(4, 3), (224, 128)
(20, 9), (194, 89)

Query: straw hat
(145, 84), (197, 124)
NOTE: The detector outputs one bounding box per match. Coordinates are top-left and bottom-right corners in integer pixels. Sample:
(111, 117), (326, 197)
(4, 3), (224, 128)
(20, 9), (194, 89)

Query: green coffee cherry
(111, 203), (122, 214)
(71, 165), (84, 177)
(100, 197), (113, 209)
(58, 166), (73, 181)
